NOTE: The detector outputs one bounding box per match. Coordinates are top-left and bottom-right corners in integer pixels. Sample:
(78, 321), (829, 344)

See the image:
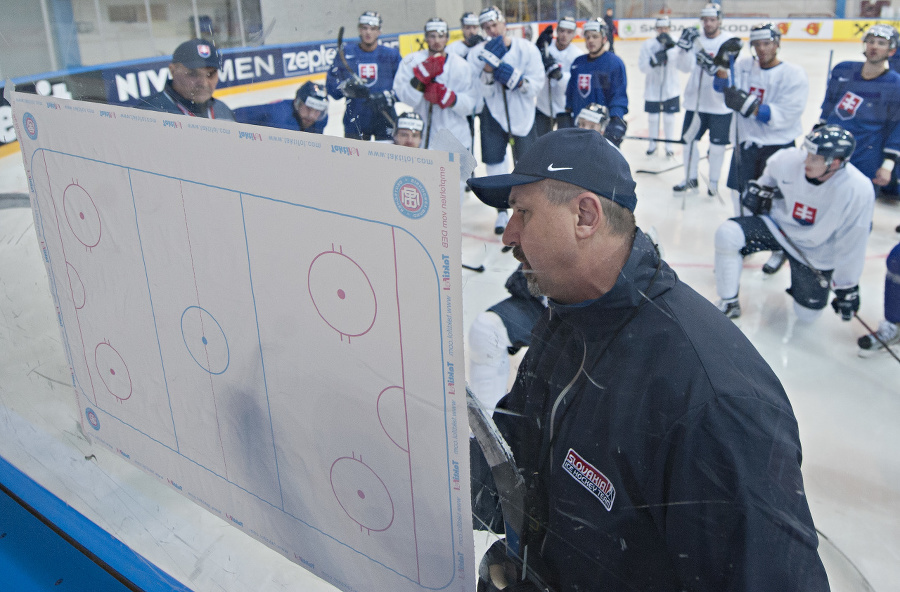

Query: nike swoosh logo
(782, 180), (792, 184)
(547, 164), (573, 171)
(837, 77), (848, 81)
(345, 54), (355, 58)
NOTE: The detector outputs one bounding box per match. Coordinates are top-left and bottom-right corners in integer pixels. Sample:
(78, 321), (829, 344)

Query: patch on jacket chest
(562, 448), (615, 511)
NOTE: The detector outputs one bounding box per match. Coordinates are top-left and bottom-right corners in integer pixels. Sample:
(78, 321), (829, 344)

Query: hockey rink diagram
(14, 91), (472, 592)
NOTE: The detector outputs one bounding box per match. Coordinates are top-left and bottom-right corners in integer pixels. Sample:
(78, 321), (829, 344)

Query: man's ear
(574, 192), (603, 238)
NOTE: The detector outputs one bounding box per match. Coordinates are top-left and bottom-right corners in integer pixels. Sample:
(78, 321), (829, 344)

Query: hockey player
(467, 5), (544, 234)
(139, 39), (234, 120)
(392, 111), (424, 148)
(446, 12), (484, 59)
(637, 16), (681, 156)
(857, 241), (900, 355)
(233, 81), (328, 133)
(393, 18), (476, 151)
(565, 18), (628, 147)
(533, 17), (583, 136)
(674, 3), (736, 196)
(325, 11), (400, 141)
(717, 22), (808, 275)
(820, 24), (900, 199)
(714, 125), (874, 323)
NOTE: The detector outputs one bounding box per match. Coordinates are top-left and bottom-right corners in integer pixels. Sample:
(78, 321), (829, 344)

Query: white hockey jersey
(637, 36), (681, 103)
(729, 56), (808, 147)
(758, 147), (874, 288)
(536, 42), (583, 117)
(393, 49), (477, 150)
(467, 36), (545, 136)
(676, 32), (731, 115)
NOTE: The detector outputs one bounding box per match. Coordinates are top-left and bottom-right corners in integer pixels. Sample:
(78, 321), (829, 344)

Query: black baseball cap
(172, 39), (220, 69)
(467, 128), (637, 211)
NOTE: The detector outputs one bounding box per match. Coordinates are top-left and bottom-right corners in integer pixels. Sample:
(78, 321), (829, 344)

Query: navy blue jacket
(137, 81), (234, 120)
(473, 231), (829, 591)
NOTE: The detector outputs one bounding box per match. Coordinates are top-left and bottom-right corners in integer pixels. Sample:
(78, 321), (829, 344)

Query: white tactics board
(10, 90), (473, 592)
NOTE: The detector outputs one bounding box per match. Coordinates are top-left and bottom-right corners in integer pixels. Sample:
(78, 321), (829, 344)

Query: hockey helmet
(358, 11), (382, 28)
(479, 6), (504, 26)
(750, 22), (781, 44)
(804, 125), (855, 170)
(700, 3), (722, 19)
(655, 16), (671, 29)
(295, 81), (328, 112)
(583, 18), (609, 37)
(558, 16), (577, 31)
(863, 24), (898, 49)
(461, 12), (479, 27)
(576, 103), (610, 131)
(395, 111), (425, 133)
(425, 17), (448, 36)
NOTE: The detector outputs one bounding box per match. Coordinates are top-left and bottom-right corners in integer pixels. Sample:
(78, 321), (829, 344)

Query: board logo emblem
(562, 448), (615, 511)
(86, 407), (101, 430)
(393, 176), (429, 219)
(23, 112), (38, 139)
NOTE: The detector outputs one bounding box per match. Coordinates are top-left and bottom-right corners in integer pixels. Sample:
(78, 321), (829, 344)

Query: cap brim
(466, 173), (544, 209)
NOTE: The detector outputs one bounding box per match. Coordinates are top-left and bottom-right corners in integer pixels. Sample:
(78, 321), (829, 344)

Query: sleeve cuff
(755, 104), (771, 124)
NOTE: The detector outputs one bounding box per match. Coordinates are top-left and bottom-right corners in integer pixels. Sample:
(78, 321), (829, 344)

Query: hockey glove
(696, 51), (718, 76)
(464, 33), (485, 48)
(740, 181), (781, 215)
(535, 25), (554, 51)
(724, 87), (760, 117)
(424, 82), (457, 108)
(479, 36), (508, 68)
(413, 54), (445, 86)
(650, 48), (668, 67)
(657, 32), (676, 49)
(831, 286), (860, 321)
(604, 116), (627, 147)
(714, 37), (743, 69)
(337, 75), (370, 99)
(368, 89), (395, 111)
(494, 62), (524, 90)
(677, 27), (700, 50)
(542, 52), (563, 80)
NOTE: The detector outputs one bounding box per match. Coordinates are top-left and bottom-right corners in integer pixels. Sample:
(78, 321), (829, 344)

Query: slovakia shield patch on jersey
(358, 63), (378, 86)
(749, 86), (765, 103)
(792, 202), (817, 225)
(836, 91), (863, 120)
(578, 73), (592, 98)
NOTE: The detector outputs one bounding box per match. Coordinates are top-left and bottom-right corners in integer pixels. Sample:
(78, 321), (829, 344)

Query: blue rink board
(0, 454), (191, 592)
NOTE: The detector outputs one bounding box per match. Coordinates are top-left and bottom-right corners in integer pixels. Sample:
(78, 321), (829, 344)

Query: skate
(673, 179), (699, 192)
(494, 210), (509, 235)
(857, 321), (899, 357)
(762, 251), (787, 275)
(716, 297), (741, 319)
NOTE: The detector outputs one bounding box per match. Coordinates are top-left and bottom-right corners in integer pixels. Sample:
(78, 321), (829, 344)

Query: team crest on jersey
(358, 63), (378, 86)
(578, 73), (593, 98)
(792, 202), (817, 225)
(749, 86), (765, 102)
(562, 448), (615, 511)
(836, 91), (863, 120)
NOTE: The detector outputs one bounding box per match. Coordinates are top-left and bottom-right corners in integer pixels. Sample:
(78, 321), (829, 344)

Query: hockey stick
(853, 313), (900, 364)
(337, 26), (396, 130)
(501, 86), (516, 161)
(466, 388), (556, 592)
(463, 263), (486, 272)
(626, 136), (685, 144)
(763, 215), (829, 288)
(636, 154), (708, 175)
(424, 103), (434, 148)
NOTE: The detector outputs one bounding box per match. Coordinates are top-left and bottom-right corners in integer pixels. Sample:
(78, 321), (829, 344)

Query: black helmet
(804, 125), (855, 170)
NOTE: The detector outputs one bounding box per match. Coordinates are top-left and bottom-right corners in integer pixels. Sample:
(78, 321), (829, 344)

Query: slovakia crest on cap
(578, 73), (592, 98)
(197, 44), (211, 58)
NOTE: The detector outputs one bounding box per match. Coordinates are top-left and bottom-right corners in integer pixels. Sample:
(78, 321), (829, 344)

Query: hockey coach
(466, 127), (830, 591)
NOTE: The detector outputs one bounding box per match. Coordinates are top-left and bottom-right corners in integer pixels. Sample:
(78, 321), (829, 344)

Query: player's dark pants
(726, 141), (794, 193)
(681, 111), (731, 145)
(479, 106), (539, 165)
(733, 216), (834, 310)
(533, 110), (574, 137)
